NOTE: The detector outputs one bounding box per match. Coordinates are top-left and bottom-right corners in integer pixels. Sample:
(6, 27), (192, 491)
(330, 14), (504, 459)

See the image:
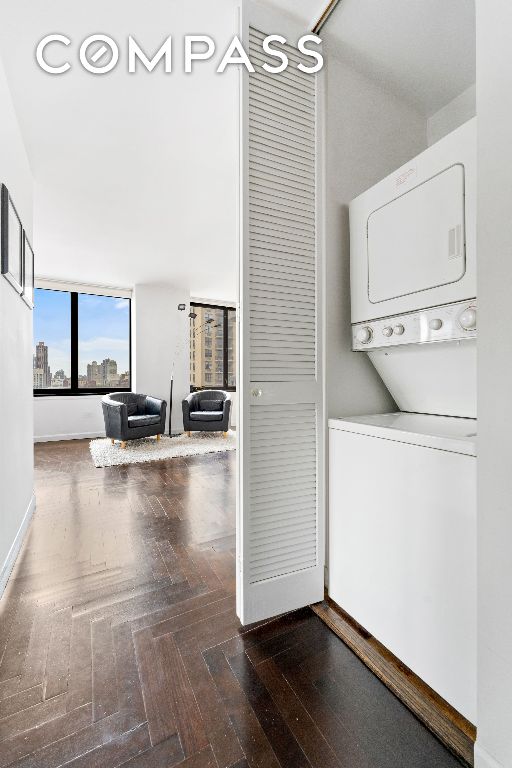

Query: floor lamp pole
(168, 374), (173, 437)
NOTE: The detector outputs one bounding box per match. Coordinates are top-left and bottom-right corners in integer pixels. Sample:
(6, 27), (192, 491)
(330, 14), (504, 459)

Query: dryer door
(367, 164), (465, 304)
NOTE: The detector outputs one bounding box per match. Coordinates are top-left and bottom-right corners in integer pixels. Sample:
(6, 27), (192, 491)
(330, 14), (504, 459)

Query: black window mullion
(70, 292), (78, 391)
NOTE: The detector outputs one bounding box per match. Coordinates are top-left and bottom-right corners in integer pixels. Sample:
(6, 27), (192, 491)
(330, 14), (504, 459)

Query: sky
(33, 288), (130, 376)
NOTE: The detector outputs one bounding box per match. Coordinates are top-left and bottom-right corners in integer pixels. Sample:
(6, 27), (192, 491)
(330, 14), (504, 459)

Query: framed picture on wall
(22, 233), (34, 309)
(1, 184), (23, 294)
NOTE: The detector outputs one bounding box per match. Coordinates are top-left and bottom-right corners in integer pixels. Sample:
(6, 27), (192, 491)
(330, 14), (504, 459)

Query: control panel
(352, 299), (477, 351)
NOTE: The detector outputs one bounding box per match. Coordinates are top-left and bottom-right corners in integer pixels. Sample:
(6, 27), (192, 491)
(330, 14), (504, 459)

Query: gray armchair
(182, 390), (231, 436)
(102, 392), (167, 448)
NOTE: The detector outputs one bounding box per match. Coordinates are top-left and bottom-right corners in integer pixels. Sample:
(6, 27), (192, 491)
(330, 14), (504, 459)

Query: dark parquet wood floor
(0, 440), (463, 768)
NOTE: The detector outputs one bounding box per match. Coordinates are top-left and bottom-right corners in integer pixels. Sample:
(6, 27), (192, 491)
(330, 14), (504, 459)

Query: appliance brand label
(395, 165), (417, 190)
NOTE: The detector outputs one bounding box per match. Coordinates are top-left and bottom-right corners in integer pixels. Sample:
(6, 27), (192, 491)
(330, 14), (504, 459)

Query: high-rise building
(33, 341), (51, 388)
(83, 358), (121, 387)
(34, 341), (48, 370)
(86, 360), (101, 384)
(190, 309), (224, 388)
(101, 358), (117, 384)
(51, 369), (65, 388)
(33, 368), (46, 389)
(227, 309), (236, 387)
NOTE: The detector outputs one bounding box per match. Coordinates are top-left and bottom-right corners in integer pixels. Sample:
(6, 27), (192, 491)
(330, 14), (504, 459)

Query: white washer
(328, 412), (476, 723)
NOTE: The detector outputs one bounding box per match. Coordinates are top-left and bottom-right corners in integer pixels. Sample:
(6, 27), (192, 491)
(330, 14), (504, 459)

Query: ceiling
(0, 0), (475, 297)
(0, 0), (241, 299)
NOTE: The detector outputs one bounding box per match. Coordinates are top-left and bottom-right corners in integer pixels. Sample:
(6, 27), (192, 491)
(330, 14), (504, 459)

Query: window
(189, 302), (236, 391)
(33, 287), (131, 395)
(78, 294), (130, 390)
(33, 289), (71, 390)
(227, 309), (236, 388)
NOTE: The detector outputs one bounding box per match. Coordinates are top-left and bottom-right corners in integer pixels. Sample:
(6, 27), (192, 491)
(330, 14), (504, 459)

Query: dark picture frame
(1, 184), (23, 295)
(22, 233), (34, 309)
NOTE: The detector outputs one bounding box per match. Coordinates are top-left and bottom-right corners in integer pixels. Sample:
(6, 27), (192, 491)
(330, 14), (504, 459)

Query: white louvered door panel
(237, 2), (325, 625)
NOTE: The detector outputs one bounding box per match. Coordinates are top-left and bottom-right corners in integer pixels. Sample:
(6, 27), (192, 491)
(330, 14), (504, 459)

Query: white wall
(323, 45), (428, 421)
(34, 395), (105, 442)
(427, 84), (476, 145)
(475, 2), (512, 766)
(0, 55), (34, 593)
(133, 283), (189, 435)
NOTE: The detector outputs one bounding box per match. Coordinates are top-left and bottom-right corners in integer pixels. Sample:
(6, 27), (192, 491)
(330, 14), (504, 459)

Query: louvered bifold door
(237, 2), (325, 626)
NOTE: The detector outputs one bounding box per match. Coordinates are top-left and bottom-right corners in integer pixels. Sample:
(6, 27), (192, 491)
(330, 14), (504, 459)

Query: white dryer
(350, 118), (476, 324)
(349, 118), (476, 418)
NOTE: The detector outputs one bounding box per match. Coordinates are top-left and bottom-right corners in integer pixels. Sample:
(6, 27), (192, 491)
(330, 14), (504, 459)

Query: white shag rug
(90, 431), (236, 468)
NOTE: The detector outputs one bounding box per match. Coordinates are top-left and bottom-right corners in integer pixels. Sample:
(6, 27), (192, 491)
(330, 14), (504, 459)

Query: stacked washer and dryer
(328, 119), (477, 724)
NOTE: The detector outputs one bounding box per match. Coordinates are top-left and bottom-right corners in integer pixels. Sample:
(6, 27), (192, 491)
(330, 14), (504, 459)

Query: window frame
(189, 301), (236, 392)
(33, 287), (132, 397)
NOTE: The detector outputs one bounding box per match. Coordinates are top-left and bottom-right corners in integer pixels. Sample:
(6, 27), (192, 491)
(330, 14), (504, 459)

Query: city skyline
(33, 288), (130, 376)
(33, 339), (129, 389)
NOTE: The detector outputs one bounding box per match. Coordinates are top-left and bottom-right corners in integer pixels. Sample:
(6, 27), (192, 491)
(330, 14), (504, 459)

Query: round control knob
(459, 307), (477, 331)
(429, 318), (443, 331)
(393, 324), (405, 335)
(382, 326), (393, 337)
(356, 326), (373, 344)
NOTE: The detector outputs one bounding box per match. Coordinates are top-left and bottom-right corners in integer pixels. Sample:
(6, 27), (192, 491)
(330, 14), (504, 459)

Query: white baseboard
(0, 493), (35, 596)
(475, 743), (505, 768)
(34, 431), (105, 443)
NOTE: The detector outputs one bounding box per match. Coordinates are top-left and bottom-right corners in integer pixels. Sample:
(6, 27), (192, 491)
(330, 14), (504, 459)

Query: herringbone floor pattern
(0, 440), (462, 768)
